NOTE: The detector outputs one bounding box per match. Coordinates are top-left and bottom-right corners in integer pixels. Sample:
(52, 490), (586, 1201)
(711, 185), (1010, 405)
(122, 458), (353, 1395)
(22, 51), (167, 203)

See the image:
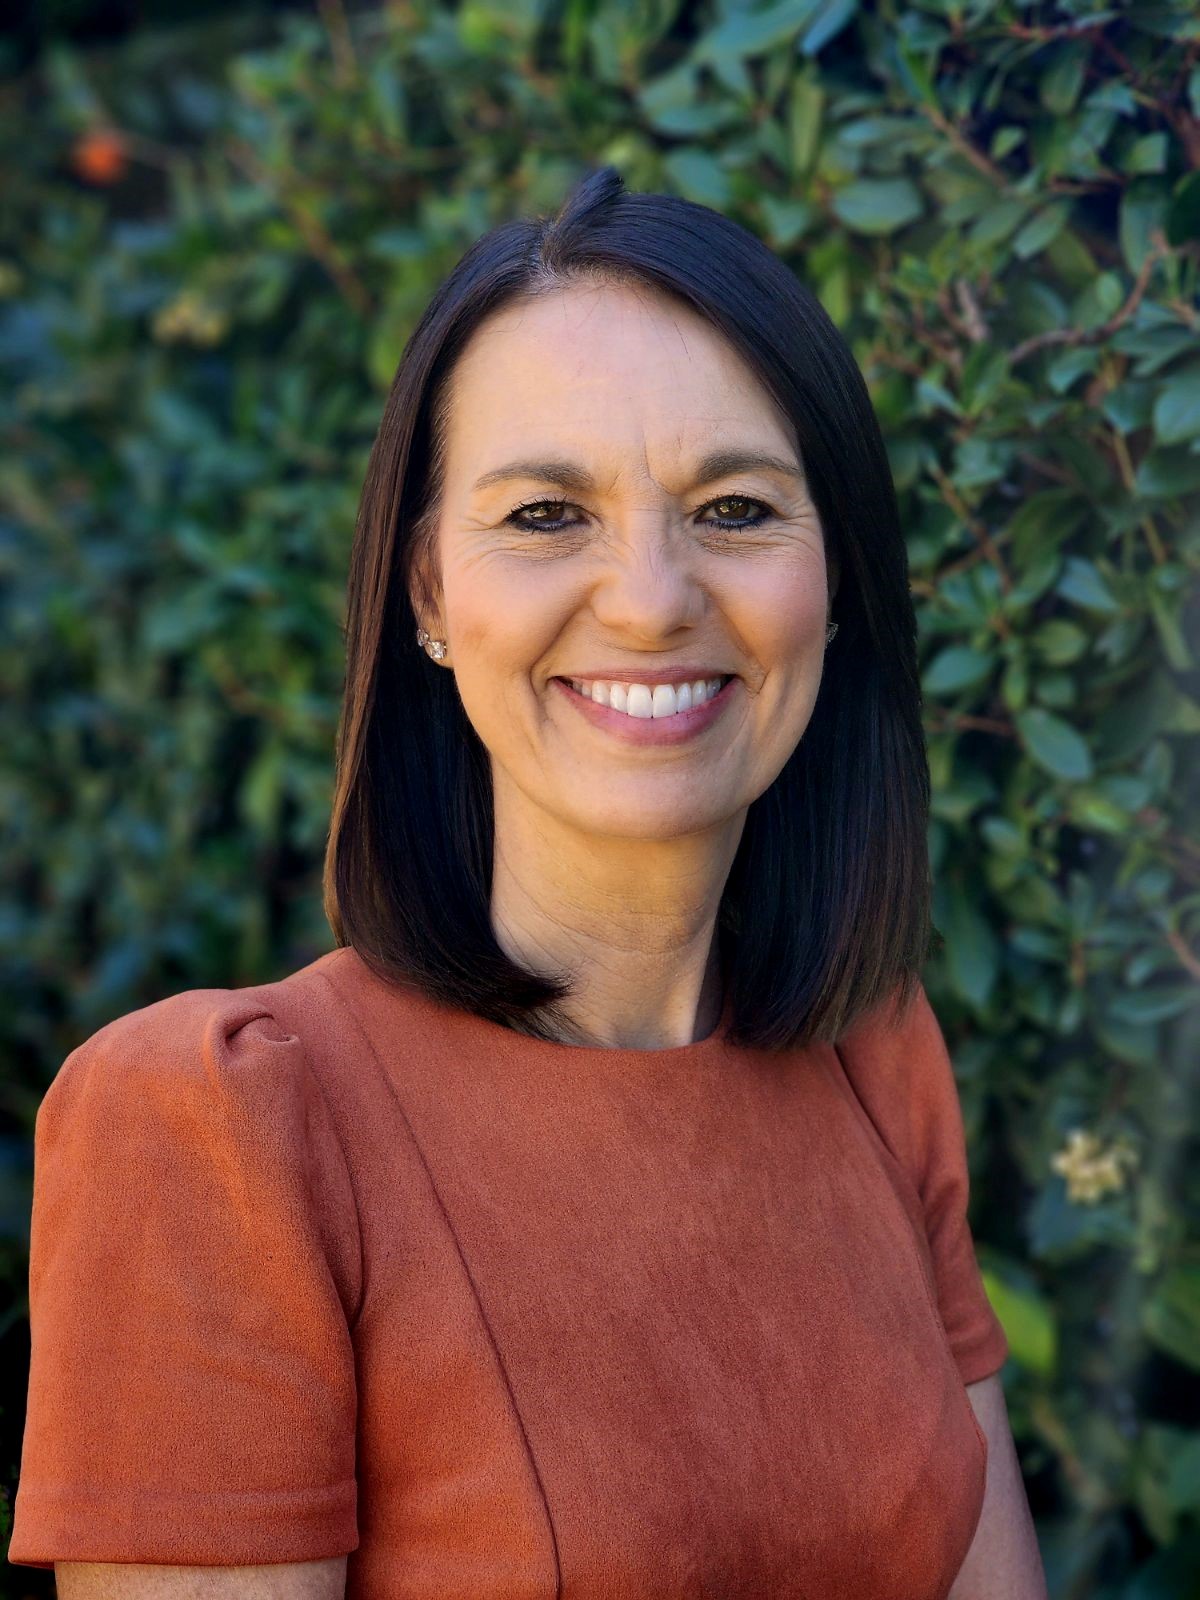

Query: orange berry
(71, 129), (128, 185)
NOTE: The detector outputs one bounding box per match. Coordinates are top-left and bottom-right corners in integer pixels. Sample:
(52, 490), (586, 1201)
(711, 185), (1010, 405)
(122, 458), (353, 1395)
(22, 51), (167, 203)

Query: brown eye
(702, 496), (773, 530)
(505, 500), (578, 532)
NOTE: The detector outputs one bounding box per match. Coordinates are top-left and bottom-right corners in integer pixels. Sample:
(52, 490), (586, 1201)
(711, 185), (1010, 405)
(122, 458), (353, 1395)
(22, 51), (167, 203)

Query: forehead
(442, 282), (795, 473)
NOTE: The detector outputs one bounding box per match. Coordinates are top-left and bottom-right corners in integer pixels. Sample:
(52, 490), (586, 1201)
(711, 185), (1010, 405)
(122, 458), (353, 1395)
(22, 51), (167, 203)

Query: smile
(563, 676), (730, 719)
(552, 674), (738, 746)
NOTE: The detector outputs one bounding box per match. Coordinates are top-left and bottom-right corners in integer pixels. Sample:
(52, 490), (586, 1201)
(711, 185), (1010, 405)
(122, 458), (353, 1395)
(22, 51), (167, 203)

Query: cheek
(722, 557), (829, 671)
(444, 561), (516, 659)
(442, 556), (577, 697)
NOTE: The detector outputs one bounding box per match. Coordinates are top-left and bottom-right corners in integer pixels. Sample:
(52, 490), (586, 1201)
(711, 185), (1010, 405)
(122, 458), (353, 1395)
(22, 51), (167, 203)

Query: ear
(826, 544), (841, 606)
(405, 530), (447, 645)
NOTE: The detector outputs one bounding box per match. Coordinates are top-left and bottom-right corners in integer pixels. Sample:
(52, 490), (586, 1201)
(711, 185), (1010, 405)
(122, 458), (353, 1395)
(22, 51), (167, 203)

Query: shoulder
(833, 976), (942, 1098)
(38, 948), (368, 1145)
(38, 944), (438, 1133)
(34, 952), (366, 1307)
(831, 977), (961, 1180)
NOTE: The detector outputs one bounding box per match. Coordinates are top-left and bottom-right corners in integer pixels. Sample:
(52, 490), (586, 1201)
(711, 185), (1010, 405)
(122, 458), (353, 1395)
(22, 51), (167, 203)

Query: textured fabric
(9, 944), (1008, 1597)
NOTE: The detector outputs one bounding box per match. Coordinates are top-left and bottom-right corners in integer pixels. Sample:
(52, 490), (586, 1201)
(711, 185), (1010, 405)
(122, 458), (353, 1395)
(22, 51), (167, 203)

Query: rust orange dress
(9, 944), (1008, 1598)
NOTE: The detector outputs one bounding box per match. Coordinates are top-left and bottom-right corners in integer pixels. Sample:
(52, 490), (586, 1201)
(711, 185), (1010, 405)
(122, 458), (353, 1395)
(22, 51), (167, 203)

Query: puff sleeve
(8, 991), (362, 1570)
(834, 980), (1009, 1386)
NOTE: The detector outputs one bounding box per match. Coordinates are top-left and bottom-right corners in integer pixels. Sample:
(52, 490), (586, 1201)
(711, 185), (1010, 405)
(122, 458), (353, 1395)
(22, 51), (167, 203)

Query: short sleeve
(8, 991), (362, 1570)
(833, 980), (1009, 1387)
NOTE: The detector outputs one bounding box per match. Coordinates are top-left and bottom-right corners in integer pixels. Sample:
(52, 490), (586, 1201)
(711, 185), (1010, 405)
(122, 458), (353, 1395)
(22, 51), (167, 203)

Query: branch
(1008, 230), (1170, 367)
(225, 138), (374, 319)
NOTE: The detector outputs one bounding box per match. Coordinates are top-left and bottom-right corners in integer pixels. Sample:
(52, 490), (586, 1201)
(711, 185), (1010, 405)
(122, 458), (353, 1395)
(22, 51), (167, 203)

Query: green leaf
(981, 1273), (1056, 1377)
(1149, 587), (1194, 672)
(1047, 346), (1100, 395)
(1086, 80), (1136, 117)
(759, 195), (814, 248)
(637, 61), (701, 122)
(1162, 687), (1200, 734)
(1124, 133), (1168, 176)
(1167, 169), (1200, 246)
(1016, 708), (1094, 781)
(1006, 492), (1085, 564)
(1012, 201), (1071, 261)
(789, 76), (824, 173)
(923, 645), (994, 694)
(1094, 672), (1182, 762)
(662, 148), (732, 208)
(940, 886), (1000, 1007)
(1040, 40), (1089, 116)
(644, 100), (740, 136)
(1056, 557), (1121, 615)
(692, 0), (823, 63)
(1001, 656), (1029, 713)
(709, 53), (754, 99)
(1123, 1533), (1200, 1599)
(1107, 986), (1198, 1025)
(915, 375), (960, 415)
(836, 115), (921, 151)
(967, 197), (1028, 248)
(1010, 928), (1062, 962)
(894, 29), (941, 107)
(1101, 379), (1156, 432)
(240, 736), (285, 832)
(800, 0), (858, 56)
(1074, 269), (1125, 329)
(1136, 447), (1200, 499)
(1159, 1425), (1200, 1514)
(980, 816), (1025, 857)
(1120, 178), (1171, 273)
(1144, 1268), (1200, 1372)
(1153, 366), (1200, 445)
(1034, 621), (1088, 665)
(1113, 319), (1196, 378)
(990, 126), (1025, 160)
(830, 178), (923, 235)
(1067, 791), (1130, 833)
(367, 58), (407, 140)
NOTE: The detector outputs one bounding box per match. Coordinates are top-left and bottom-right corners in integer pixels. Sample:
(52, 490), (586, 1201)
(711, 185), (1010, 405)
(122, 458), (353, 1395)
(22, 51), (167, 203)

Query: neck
(489, 779), (744, 1050)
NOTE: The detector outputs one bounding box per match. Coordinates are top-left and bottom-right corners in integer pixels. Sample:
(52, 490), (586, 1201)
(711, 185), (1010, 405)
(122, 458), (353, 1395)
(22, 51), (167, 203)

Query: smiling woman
(8, 166), (1040, 1598)
(335, 168), (925, 1054)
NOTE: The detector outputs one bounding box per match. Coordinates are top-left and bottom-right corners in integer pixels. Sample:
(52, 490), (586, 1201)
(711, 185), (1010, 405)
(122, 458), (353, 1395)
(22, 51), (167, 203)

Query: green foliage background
(2, 1), (1199, 1594)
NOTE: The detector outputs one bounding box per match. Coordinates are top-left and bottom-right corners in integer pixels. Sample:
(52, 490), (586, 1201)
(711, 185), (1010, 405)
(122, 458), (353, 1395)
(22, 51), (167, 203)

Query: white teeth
(651, 684), (677, 718)
(626, 684), (654, 718)
(568, 676), (729, 718)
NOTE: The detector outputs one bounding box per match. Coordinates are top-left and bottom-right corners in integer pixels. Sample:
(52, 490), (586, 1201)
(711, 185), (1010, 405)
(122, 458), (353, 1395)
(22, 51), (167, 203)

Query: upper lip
(556, 667), (735, 685)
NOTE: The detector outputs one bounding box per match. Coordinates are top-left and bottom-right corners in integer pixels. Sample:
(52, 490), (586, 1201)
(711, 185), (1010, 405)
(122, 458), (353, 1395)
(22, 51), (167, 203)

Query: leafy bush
(2, 2), (1198, 1593)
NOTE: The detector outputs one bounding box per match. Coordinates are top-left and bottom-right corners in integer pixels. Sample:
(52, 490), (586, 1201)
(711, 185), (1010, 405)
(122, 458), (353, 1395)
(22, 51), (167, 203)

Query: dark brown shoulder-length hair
(322, 164), (932, 1052)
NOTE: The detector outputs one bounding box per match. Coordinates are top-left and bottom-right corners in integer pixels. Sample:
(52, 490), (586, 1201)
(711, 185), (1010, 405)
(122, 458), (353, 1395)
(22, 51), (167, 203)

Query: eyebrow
(470, 448), (806, 497)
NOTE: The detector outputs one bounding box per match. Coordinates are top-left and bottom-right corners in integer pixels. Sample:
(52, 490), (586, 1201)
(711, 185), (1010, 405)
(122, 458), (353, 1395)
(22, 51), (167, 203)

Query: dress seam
(311, 955), (563, 1600)
(827, 1037), (989, 1598)
(240, 978), (369, 1332)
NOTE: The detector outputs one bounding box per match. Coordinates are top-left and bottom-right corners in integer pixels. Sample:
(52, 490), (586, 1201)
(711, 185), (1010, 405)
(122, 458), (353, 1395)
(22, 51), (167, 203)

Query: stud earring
(416, 626), (447, 661)
(825, 621), (838, 646)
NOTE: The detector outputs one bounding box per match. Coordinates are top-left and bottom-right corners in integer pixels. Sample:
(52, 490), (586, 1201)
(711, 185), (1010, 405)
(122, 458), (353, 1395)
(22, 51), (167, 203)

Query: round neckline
(331, 946), (736, 1067)
(439, 977), (733, 1067)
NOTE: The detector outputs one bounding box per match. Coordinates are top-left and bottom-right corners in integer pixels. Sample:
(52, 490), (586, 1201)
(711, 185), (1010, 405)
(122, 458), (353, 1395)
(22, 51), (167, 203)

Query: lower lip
(551, 677), (738, 745)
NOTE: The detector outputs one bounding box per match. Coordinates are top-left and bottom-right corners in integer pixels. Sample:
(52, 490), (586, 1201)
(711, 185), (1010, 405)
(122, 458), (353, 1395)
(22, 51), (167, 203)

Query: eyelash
(502, 493), (775, 534)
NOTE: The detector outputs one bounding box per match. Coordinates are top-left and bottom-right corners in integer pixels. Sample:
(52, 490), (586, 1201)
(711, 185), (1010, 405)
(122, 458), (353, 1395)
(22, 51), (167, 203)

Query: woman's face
(412, 280), (835, 844)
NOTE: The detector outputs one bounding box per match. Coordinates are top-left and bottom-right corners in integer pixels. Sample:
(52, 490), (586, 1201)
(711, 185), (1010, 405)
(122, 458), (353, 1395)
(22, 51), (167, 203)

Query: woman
(10, 167), (1046, 1597)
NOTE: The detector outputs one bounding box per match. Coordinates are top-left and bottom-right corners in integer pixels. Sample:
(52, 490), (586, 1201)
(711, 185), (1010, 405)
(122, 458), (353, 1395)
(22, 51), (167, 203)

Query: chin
(565, 796), (737, 843)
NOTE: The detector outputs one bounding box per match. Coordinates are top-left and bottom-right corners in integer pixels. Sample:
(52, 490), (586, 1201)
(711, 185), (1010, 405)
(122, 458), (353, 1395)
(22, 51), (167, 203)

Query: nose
(587, 523), (707, 642)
